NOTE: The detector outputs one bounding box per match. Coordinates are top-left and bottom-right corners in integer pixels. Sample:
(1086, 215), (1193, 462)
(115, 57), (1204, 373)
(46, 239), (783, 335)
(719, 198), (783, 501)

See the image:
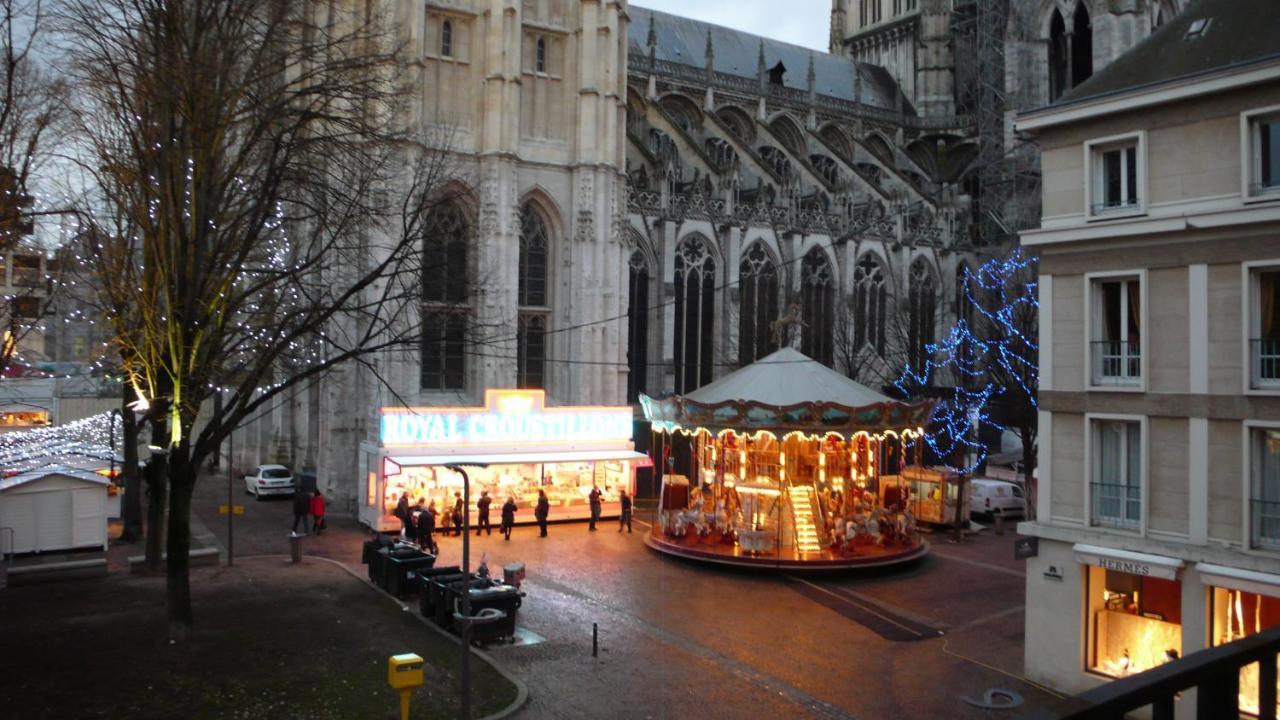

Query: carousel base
(643, 530), (929, 572)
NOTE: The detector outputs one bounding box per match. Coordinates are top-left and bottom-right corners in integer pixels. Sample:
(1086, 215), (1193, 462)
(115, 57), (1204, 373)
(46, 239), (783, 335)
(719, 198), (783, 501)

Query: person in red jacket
(310, 490), (327, 534)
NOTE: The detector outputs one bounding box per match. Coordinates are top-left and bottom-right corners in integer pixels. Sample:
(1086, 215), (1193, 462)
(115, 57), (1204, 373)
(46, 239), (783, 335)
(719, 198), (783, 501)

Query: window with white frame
(1091, 419), (1142, 530)
(1246, 111), (1280, 198)
(1250, 427), (1280, 548)
(1090, 276), (1142, 386)
(1249, 266), (1280, 387)
(1089, 137), (1141, 216)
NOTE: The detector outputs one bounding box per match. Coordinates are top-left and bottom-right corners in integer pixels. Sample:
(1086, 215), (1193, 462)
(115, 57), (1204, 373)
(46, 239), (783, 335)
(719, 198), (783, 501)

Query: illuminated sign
(380, 389), (633, 448)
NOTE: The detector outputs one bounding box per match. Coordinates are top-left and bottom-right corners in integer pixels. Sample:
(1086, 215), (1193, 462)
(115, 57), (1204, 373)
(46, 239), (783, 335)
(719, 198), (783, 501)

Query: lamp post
(445, 463), (486, 720)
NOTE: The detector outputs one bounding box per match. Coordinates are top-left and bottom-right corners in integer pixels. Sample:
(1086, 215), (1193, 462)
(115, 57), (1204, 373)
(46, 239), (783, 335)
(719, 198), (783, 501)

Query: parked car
(969, 478), (1025, 519)
(243, 464), (295, 500)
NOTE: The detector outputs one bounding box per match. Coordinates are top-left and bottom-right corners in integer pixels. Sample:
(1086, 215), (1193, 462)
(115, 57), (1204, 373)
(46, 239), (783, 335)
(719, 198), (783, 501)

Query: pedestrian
(451, 492), (464, 536)
(292, 489), (312, 534)
(409, 498), (426, 545)
(439, 498), (452, 536)
(619, 489), (633, 533)
(417, 502), (438, 555)
(394, 493), (412, 540)
(500, 496), (517, 541)
(310, 490), (326, 535)
(535, 489), (550, 538)
(476, 490), (492, 536)
(588, 483), (602, 531)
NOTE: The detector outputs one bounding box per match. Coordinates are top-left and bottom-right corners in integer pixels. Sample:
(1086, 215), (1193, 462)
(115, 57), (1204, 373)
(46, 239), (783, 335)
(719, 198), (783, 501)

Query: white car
(969, 478), (1025, 519)
(244, 464), (295, 500)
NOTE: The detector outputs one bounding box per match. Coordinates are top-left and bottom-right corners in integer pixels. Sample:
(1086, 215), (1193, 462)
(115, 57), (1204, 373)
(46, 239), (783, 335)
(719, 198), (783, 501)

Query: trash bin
(375, 544), (425, 591)
(433, 575), (479, 629)
(386, 551), (436, 598)
(363, 535), (394, 579)
(465, 584), (522, 644)
(503, 562), (526, 589)
(415, 566), (462, 618)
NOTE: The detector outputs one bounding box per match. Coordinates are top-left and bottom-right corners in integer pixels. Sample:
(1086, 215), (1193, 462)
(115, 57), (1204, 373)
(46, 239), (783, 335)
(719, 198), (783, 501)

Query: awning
(388, 449), (648, 467)
(1073, 543), (1185, 580)
(1197, 563), (1280, 599)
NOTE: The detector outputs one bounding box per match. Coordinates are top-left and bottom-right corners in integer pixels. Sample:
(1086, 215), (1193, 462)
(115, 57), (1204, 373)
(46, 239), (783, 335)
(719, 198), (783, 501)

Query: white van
(969, 478), (1025, 519)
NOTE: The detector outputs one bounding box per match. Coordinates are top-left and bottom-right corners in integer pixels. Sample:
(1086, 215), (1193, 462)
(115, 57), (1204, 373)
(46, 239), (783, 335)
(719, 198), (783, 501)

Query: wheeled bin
(466, 584), (522, 644)
(415, 566), (462, 618)
(385, 550), (437, 598)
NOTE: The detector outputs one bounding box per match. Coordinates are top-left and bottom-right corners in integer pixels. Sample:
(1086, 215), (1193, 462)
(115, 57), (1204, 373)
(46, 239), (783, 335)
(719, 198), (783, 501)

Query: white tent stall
(0, 467), (110, 554)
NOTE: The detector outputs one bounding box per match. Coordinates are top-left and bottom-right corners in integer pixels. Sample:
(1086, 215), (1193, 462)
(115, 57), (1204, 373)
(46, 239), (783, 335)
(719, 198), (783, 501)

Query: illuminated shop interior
(1211, 586), (1280, 716)
(1086, 566), (1183, 678)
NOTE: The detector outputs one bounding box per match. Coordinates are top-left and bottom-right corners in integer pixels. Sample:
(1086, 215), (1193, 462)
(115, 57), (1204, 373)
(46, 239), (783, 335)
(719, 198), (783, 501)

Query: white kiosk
(358, 389), (643, 531)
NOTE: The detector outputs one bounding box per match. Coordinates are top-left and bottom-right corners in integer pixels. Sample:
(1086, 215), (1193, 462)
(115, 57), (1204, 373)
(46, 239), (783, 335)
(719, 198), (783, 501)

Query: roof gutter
(1015, 54), (1280, 133)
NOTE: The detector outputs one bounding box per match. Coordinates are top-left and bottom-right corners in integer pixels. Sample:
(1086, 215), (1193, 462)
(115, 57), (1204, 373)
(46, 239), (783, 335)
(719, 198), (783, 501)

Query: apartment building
(1015, 0), (1280, 713)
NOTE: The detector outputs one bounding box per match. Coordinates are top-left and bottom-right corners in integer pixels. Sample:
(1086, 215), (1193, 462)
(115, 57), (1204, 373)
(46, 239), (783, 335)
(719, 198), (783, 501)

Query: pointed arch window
(518, 204), (551, 389)
(441, 20), (453, 58)
(1048, 9), (1067, 101)
(800, 249), (836, 366)
(627, 250), (651, 402)
(421, 202), (469, 391)
(739, 243), (778, 366)
(1072, 4), (1094, 89)
(535, 38), (547, 73)
(674, 236), (716, 393)
(854, 254), (887, 355)
(908, 258), (938, 372)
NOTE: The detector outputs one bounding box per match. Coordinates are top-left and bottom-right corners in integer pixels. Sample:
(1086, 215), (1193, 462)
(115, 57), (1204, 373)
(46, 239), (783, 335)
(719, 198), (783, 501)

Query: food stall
(641, 347), (936, 569)
(878, 466), (968, 526)
(359, 389), (644, 531)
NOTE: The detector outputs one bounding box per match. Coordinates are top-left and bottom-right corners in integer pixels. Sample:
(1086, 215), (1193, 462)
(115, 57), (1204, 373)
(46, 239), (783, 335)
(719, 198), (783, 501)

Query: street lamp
(445, 463), (487, 720)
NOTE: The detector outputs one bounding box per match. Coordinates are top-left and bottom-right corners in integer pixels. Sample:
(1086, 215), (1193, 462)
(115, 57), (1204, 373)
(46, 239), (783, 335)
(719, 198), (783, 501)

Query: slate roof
(1060, 0), (1280, 105)
(628, 5), (909, 114)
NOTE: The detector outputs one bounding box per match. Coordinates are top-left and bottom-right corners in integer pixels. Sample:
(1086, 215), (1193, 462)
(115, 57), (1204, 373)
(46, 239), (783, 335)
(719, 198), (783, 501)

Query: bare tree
(0, 0), (67, 375)
(58, 0), (467, 639)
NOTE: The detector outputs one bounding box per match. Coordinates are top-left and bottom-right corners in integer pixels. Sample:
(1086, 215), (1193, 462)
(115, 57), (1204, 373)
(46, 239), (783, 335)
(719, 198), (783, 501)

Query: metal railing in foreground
(1019, 625), (1280, 720)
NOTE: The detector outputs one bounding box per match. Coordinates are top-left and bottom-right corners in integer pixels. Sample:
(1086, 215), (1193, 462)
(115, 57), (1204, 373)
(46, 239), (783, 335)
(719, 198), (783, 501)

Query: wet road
(192, 479), (1057, 719)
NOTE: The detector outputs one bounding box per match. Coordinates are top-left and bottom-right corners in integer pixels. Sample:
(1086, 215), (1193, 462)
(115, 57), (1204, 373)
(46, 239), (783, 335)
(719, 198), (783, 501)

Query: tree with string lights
(58, 0), (468, 639)
(895, 249), (1040, 518)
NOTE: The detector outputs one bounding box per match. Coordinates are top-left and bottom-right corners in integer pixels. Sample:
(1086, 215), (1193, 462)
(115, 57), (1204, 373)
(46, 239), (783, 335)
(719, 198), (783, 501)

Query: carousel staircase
(788, 486), (823, 554)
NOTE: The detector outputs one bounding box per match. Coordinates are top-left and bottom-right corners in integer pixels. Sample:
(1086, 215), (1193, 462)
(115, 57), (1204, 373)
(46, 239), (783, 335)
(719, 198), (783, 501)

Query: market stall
(641, 347), (935, 570)
(878, 466), (969, 527)
(359, 389), (644, 531)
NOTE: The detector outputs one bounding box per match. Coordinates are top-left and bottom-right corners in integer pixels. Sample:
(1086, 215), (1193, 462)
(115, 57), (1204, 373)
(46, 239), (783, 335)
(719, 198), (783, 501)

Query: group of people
(391, 483), (635, 551)
(291, 489), (326, 535)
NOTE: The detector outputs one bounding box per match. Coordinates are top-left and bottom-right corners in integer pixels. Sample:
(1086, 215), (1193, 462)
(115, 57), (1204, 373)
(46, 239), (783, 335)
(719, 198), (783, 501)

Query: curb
(236, 554), (529, 720)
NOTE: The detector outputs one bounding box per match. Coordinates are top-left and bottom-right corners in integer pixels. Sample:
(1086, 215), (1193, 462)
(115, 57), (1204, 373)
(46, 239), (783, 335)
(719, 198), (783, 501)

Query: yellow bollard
(388, 653), (425, 720)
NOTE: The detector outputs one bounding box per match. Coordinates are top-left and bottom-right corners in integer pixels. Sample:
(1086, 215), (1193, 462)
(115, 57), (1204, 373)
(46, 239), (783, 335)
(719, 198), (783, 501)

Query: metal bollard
(289, 533), (302, 563)
(593, 622), (598, 657)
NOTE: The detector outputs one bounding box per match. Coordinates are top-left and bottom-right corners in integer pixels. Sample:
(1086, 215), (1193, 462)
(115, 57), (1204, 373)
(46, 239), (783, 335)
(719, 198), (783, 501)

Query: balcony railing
(1091, 341), (1141, 385)
(1253, 339), (1280, 387)
(1018, 625), (1280, 720)
(1254, 499), (1280, 548)
(1090, 481), (1141, 530)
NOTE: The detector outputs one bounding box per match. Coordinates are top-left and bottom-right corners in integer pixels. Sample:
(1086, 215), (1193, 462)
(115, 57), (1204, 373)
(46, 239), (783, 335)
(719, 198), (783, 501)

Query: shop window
(627, 250), (651, 402)
(1245, 109), (1280, 199)
(1086, 566), (1182, 678)
(673, 235), (716, 393)
(738, 243), (778, 366)
(907, 258), (936, 372)
(1090, 419), (1142, 530)
(1211, 586), (1280, 716)
(1249, 268), (1280, 388)
(1090, 276), (1142, 387)
(854, 253), (887, 355)
(800, 249), (835, 367)
(1251, 428), (1280, 549)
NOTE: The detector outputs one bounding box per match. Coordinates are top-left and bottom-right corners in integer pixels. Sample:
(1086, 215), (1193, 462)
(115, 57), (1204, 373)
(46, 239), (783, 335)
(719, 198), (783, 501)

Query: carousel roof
(685, 348), (893, 407)
(641, 348), (934, 436)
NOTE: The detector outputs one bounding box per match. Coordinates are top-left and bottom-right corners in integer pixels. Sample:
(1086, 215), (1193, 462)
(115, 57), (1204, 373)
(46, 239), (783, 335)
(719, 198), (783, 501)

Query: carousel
(640, 347), (941, 570)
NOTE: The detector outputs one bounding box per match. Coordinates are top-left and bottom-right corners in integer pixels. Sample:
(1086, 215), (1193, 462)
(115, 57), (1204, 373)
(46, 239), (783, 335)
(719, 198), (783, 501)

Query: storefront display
(359, 389), (643, 531)
(1202, 563), (1280, 717)
(1085, 565), (1183, 678)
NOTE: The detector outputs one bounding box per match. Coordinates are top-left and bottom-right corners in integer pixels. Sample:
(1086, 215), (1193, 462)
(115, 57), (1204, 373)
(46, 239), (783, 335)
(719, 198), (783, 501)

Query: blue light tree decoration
(895, 250), (1040, 516)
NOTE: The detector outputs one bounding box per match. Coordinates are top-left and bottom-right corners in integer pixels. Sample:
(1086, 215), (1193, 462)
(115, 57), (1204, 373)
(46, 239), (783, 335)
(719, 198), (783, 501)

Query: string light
(895, 250), (1038, 474)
